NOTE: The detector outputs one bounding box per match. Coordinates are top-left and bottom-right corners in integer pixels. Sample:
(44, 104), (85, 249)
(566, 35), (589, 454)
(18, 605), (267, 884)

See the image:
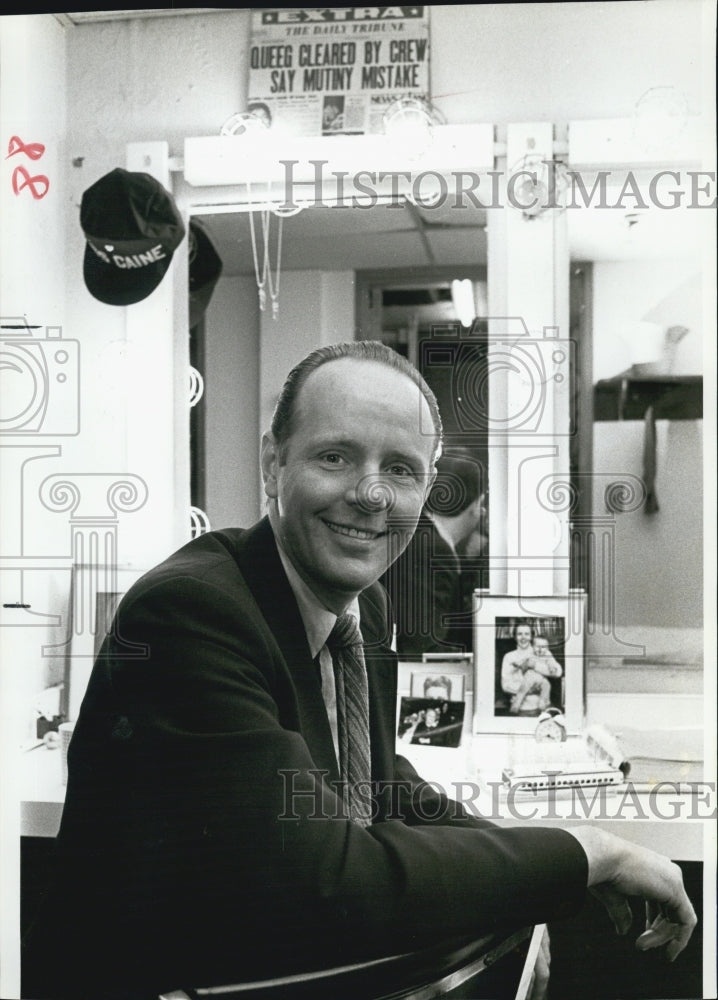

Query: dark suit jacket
(25, 518), (587, 999)
(381, 513), (474, 658)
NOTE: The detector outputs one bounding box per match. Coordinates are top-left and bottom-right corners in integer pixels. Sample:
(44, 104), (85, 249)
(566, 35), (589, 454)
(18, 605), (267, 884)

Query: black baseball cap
(189, 219), (223, 328)
(80, 168), (186, 306)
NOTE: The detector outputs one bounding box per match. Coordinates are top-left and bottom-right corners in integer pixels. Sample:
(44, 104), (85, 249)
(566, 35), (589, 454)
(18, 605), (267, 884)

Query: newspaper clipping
(247, 6), (430, 137)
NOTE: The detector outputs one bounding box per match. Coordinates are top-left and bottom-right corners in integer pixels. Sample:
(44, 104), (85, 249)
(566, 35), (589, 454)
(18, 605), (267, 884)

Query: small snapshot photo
(321, 95), (345, 134)
(397, 696), (466, 748)
(247, 101), (272, 129)
(409, 670), (466, 702)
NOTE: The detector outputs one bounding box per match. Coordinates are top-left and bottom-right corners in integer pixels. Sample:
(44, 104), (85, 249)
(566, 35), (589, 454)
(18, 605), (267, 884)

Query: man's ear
(423, 466), (437, 503)
(260, 432), (280, 499)
(471, 495), (484, 525)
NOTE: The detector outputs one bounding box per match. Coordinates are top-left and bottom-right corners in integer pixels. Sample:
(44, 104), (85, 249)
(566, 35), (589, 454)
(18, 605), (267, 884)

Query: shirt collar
(273, 532), (361, 658)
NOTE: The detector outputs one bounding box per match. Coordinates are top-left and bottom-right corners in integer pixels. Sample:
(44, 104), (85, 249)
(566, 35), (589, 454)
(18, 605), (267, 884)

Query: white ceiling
(199, 193), (705, 278)
(200, 200), (489, 277)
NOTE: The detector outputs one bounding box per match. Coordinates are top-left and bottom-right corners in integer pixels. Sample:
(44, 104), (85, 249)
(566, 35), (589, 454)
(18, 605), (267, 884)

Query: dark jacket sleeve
(392, 751), (500, 830)
(52, 570), (588, 994)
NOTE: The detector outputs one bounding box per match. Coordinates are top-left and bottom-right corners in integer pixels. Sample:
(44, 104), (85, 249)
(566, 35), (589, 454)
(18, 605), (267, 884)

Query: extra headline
(250, 38), (428, 93)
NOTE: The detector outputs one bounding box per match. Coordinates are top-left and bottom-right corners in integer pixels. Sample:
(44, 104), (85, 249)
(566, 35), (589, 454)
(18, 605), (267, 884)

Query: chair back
(158, 926), (534, 1000)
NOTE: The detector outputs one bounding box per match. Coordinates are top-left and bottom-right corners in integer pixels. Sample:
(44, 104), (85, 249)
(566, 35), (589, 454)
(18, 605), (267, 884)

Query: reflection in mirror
(567, 172), (705, 671)
(189, 199), (489, 534)
(357, 268), (491, 609)
(189, 200), (491, 655)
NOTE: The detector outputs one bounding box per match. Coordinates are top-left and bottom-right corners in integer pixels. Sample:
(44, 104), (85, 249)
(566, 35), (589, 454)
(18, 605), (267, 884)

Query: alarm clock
(534, 707), (567, 742)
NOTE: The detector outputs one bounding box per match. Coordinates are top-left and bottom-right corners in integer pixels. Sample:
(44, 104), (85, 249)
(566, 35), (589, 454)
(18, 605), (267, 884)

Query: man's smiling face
(262, 358), (437, 613)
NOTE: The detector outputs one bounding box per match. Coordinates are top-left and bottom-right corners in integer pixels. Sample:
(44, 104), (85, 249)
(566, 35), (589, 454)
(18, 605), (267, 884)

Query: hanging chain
(266, 213), (283, 320)
(247, 180), (269, 311)
(246, 179), (283, 319)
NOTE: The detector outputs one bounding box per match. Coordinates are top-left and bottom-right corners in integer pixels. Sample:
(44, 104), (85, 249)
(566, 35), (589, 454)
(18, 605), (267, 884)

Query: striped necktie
(327, 613), (373, 827)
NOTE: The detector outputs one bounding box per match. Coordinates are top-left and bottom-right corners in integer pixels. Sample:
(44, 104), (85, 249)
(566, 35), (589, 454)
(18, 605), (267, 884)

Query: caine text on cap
(80, 168), (186, 307)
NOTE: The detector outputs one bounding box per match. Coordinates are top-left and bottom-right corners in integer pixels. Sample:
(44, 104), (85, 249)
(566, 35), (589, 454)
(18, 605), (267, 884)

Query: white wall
(64, 3), (708, 161)
(430, 1), (706, 124)
(590, 259), (704, 632)
(203, 273), (260, 531)
(593, 261), (703, 382)
(1, 15), (67, 319)
(259, 270), (356, 437)
(592, 419), (703, 630)
(0, 15), (68, 997)
(202, 268), (355, 528)
(0, 13), (69, 724)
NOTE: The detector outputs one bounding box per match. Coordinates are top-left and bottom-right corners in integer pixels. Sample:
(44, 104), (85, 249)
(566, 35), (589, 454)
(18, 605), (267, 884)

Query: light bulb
(383, 97), (435, 159)
(633, 86), (689, 152)
(451, 279), (476, 328)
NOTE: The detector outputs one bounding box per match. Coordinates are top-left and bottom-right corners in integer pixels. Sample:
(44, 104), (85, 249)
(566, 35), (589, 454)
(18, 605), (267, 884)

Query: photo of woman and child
(495, 618), (565, 717)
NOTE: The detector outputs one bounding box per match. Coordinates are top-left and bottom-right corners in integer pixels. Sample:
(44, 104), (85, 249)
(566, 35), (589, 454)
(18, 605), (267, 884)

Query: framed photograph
(472, 593), (586, 734)
(64, 564), (148, 722)
(397, 696), (466, 749)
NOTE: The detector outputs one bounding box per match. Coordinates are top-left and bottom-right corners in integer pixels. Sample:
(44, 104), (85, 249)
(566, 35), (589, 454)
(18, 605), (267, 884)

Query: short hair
(513, 621), (536, 640)
(270, 341), (443, 461)
(423, 675), (452, 699)
(425, 454), (483, 516)
(248, 102), (271, 120)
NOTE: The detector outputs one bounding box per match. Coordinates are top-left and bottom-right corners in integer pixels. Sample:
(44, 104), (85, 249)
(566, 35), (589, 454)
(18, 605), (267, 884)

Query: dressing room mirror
(185, 144), (708, 673)
(188, 195), (490, 545)
(566, 169), (706, 666)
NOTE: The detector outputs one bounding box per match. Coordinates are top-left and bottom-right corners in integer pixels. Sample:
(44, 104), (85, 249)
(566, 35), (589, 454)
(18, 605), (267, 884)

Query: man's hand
(570, 826), (697, 962)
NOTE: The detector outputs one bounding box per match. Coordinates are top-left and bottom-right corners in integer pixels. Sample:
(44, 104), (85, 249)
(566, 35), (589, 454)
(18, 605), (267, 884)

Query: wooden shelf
(594, 375), (702, 422)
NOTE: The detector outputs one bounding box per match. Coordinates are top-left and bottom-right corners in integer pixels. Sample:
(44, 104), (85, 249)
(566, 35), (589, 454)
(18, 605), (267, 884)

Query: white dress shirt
(275, 540), (361, 764)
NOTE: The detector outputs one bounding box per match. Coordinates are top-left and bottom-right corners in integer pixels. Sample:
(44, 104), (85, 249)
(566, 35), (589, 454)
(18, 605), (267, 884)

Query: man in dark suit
(26, 341), (695, 1000)
(382, 453), (485, 658)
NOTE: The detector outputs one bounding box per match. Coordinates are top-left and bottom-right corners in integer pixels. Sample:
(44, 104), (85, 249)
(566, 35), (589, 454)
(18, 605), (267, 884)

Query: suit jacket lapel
(359, 583), (399, 785)
(234, 518), (341, 782)
(234, 518), (399, 789)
